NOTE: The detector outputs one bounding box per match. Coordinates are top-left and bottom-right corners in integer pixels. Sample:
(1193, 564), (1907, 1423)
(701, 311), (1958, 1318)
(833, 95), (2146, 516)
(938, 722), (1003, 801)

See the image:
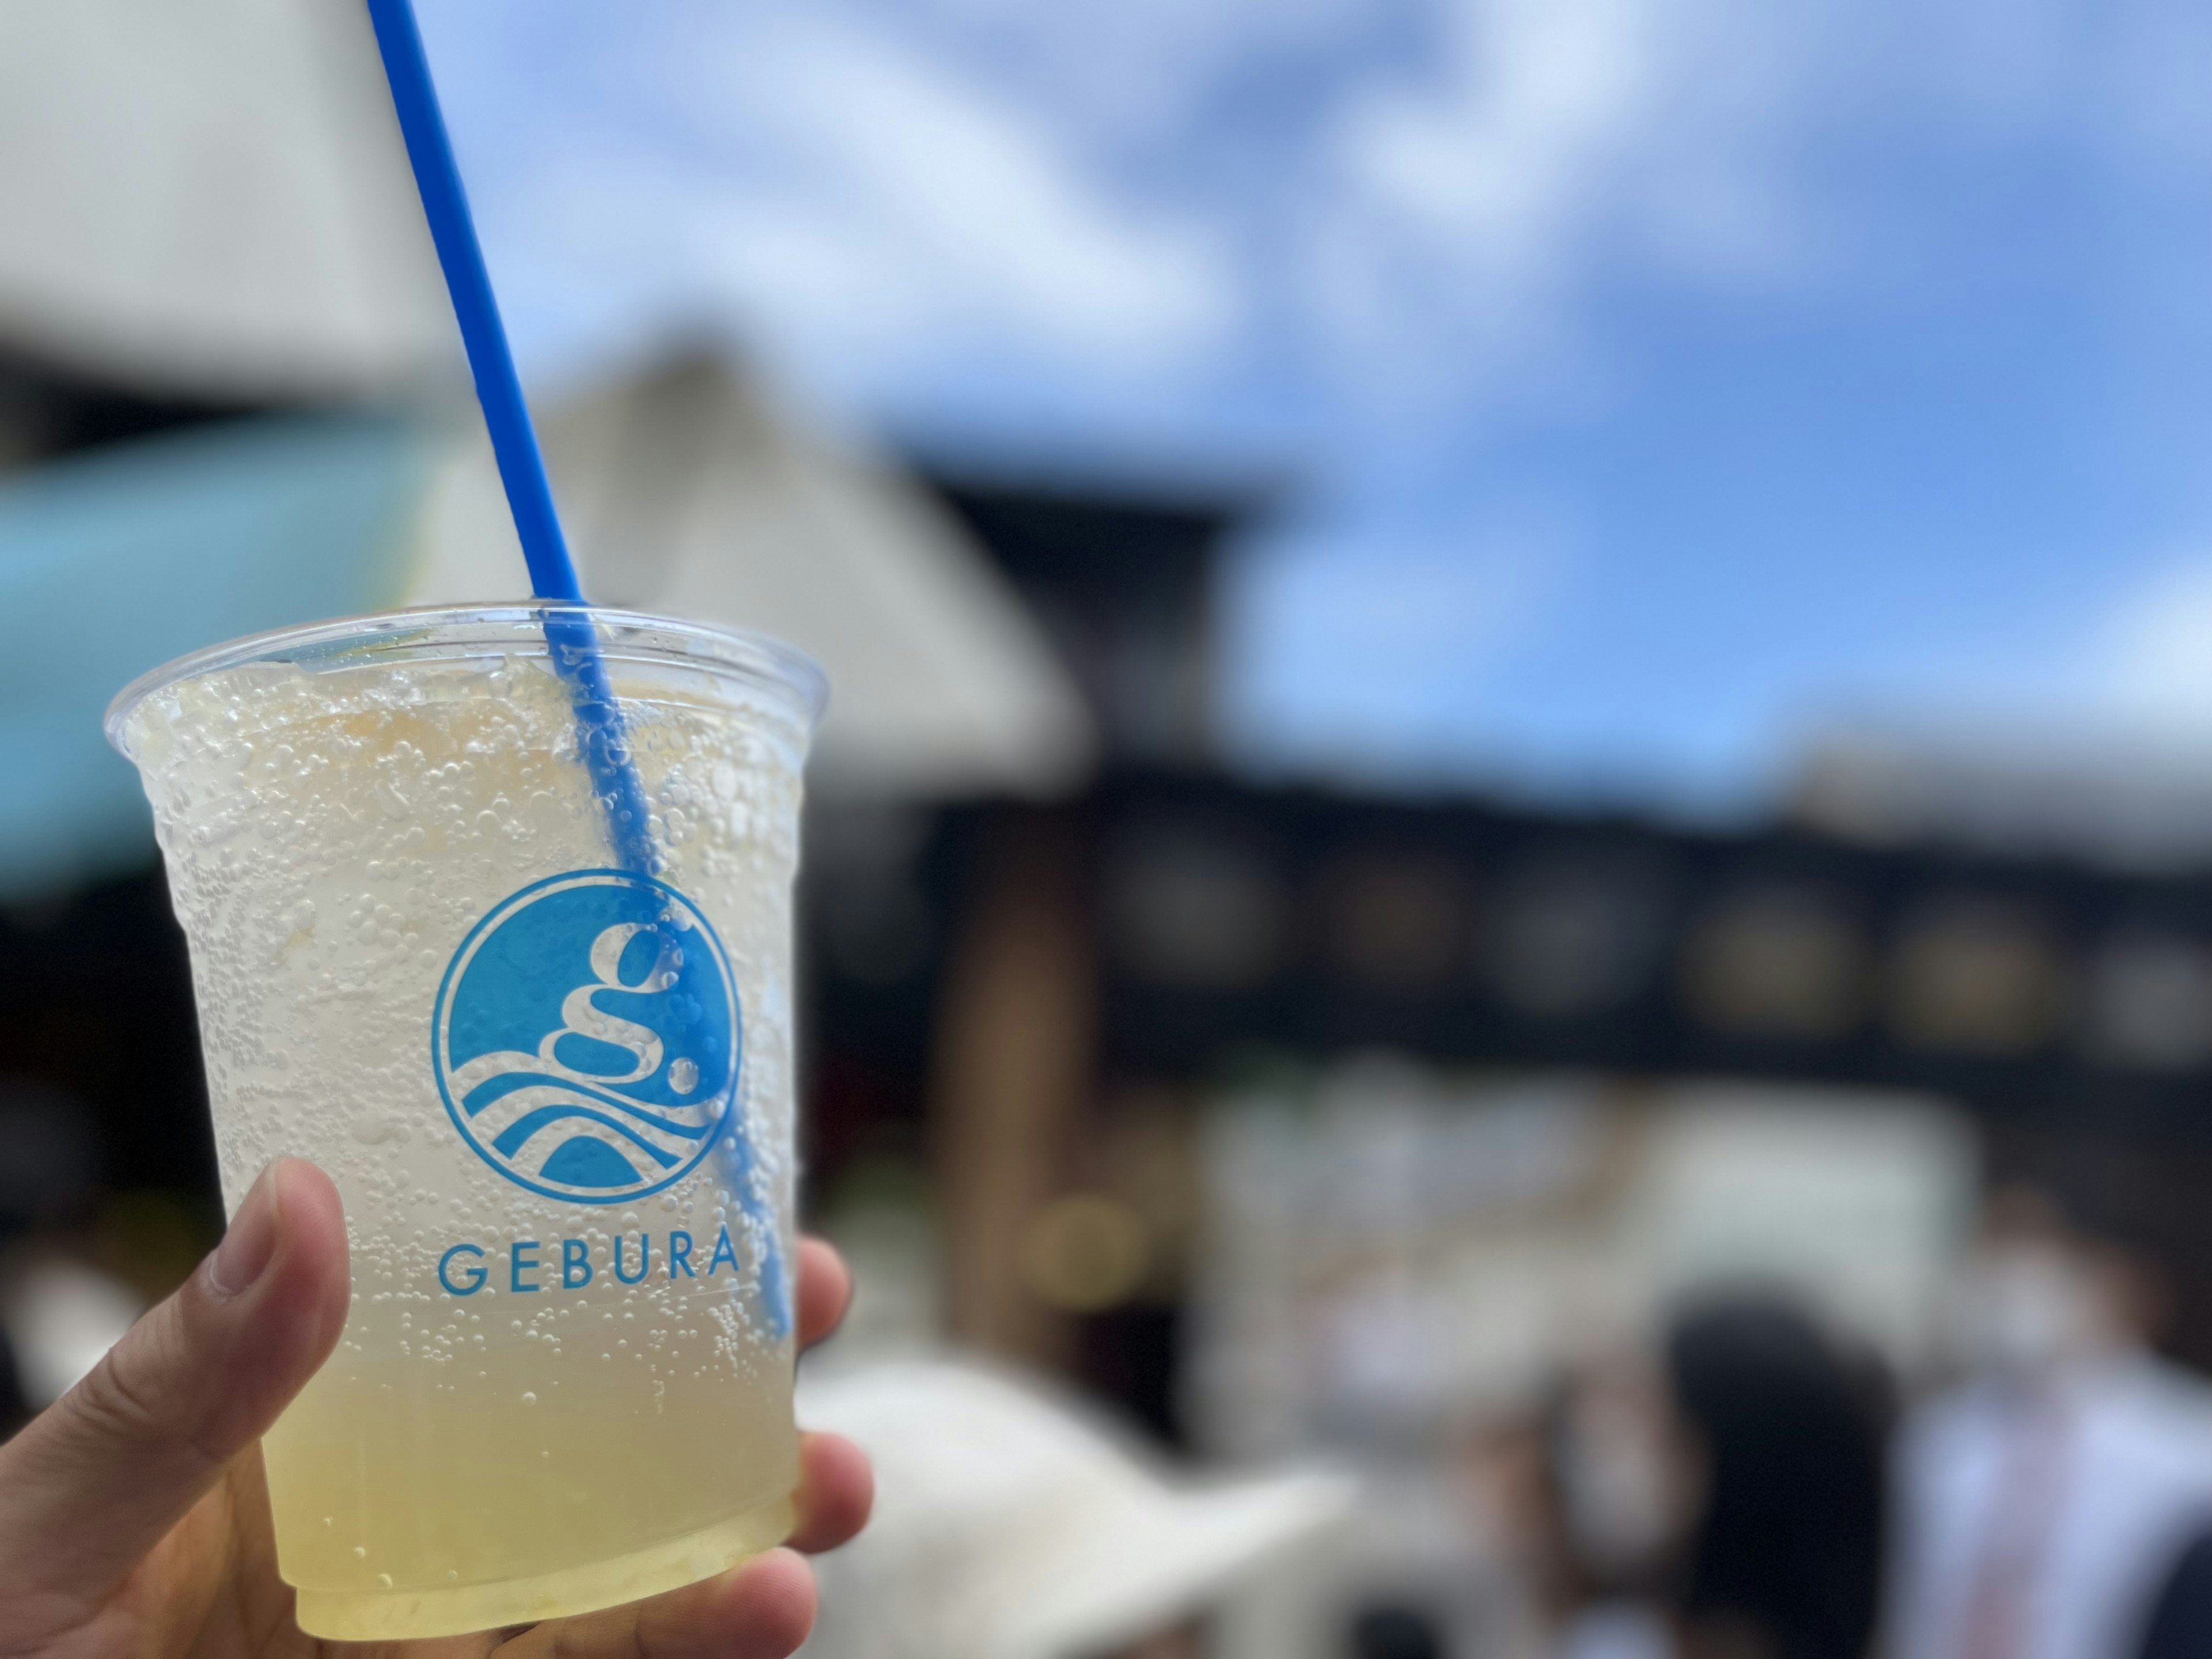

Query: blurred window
(1105, 820), (1289, 990)
(1318, 853), (1471, 993)
(2080, 931), (2212, 1073)
(1478, 854), (1672, 1018)
(1886, 897), (2069, 1055)
(1680, 885), (1868, 1040)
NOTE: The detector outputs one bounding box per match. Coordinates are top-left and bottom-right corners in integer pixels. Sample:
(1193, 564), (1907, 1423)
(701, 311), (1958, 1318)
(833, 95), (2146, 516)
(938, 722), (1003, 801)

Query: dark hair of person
(1346, 1603), (1444, 1659)
(2137, 1525), (2212, 1659)
(1665, 1295), (1895, 1659)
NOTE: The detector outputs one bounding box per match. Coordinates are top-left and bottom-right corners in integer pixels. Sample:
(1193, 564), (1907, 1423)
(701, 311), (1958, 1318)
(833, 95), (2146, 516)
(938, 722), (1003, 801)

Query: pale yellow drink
(108, 607), (823, 1640)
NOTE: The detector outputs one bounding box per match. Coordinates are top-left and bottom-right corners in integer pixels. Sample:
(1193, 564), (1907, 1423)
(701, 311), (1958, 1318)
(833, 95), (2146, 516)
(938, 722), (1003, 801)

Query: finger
(787, 1431), (873, 1555)
(492, 1549), (815, 1659)
(0, 1160), (350, 1628)
(794, 1237), (850, 1350)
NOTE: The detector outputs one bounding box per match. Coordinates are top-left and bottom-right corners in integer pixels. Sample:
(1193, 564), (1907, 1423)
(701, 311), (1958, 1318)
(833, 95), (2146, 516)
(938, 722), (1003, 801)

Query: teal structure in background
(0, 413), (433, 897)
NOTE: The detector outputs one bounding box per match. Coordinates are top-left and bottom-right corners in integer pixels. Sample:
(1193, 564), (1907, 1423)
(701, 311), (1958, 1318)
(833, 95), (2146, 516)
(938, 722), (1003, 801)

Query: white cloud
(1276, 0), (2212, 425)
(1337, 0), (1657, 278)
(866, 0), (1374, 143)
(463, 5), (1236, 404)
(1298, 0), (1822, 409)
(698, 18), (1233, 365)
(2096, 558), (2212, 728)
(445, 0), (2212, 442)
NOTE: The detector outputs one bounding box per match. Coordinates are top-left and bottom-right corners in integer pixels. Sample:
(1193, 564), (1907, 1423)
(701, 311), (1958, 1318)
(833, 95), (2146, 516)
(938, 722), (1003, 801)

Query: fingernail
(210, 1163), (284, 1297)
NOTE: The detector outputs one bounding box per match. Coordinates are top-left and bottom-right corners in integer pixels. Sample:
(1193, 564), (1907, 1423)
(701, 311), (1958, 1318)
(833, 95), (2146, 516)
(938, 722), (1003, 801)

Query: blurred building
(1796, 727), (2212, 873)
(806, 496), (2212, 1372)
(790, 518), (2212, 1652)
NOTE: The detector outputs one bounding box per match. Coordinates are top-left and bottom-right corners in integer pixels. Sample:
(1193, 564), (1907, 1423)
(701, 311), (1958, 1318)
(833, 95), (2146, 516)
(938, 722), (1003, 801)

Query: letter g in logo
(432, 870), (741, 1205)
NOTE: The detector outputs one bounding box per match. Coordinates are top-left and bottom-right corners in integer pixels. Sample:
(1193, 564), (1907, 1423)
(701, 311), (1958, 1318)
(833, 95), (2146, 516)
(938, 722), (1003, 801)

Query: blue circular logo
(432, 871), (741, 1205)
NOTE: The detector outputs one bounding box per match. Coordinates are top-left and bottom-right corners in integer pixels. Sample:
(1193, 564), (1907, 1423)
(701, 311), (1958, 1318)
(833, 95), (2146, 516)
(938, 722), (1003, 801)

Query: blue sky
(419, 0), (2212, 812)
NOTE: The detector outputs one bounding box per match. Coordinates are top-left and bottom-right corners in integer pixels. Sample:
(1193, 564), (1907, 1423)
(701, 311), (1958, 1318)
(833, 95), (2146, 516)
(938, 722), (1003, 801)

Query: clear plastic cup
(107, 605), (825, 1640)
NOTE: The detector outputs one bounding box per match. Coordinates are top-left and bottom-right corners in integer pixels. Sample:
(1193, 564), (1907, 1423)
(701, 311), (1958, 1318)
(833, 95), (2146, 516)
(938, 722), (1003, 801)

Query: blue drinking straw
(363, 0), (656, 876)
(363, 2), (789, 1331)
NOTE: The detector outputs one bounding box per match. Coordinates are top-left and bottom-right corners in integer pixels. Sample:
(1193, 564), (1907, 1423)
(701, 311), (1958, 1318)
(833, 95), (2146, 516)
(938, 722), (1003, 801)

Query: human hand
(0, 1159), (872, 1659)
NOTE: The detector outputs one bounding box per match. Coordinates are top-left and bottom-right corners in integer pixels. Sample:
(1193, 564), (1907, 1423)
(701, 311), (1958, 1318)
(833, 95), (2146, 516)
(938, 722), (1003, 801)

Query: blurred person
(1347, 1602), (1446, 1659)
(0, 1252), (141, 1419)
(796, 1355), (1353, 1659)
(2136, 1525), (2212, 1659)
(1888, 1186), (2212, 1659)
(1665, 1300), (1892, 1659)
(0, 1327), (25, 1440)
(1107, 1632), (1203, 1659)
(1538, 1295), (1892, 1659)
(0, 1080), (115, 1439)
(0, 1159), (874, 1658)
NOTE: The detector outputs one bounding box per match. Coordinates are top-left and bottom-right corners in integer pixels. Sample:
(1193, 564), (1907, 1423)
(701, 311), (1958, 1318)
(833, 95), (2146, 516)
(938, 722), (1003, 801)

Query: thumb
(0, 1158), (349, 1626)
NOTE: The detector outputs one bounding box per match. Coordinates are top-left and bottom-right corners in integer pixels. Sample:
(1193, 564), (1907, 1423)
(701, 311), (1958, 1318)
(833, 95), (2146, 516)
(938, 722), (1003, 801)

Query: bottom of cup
(290, 1494), (797, 1641)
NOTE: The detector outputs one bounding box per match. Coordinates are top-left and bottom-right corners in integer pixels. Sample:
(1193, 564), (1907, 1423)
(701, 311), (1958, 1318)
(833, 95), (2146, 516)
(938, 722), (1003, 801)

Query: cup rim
(105, 603), (830, 757)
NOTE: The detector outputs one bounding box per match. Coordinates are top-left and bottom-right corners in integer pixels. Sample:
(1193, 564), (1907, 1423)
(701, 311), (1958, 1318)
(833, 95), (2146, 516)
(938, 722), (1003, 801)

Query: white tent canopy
(0, 0), (451, 396)
(403, 349), (1095, 799)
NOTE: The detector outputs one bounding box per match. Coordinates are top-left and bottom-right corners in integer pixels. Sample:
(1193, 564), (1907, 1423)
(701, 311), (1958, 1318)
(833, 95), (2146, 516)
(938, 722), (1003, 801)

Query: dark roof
(924, 474), (1253, 588)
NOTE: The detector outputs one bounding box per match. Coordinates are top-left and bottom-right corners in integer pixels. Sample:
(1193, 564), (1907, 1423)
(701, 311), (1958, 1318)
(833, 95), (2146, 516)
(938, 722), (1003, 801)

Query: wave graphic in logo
(433, 871), (741, 1205)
